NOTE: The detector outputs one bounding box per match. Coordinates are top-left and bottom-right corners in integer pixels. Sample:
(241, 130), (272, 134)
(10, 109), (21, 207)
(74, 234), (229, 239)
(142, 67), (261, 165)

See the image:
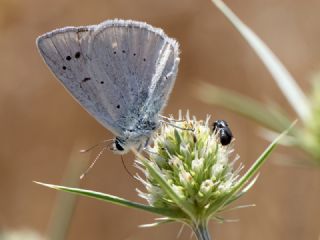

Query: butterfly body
(37, 19), (180, 154)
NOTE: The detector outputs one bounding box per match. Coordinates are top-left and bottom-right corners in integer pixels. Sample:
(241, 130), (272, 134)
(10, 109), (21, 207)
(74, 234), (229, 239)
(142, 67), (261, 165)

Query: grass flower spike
(35, 112), (291, 240)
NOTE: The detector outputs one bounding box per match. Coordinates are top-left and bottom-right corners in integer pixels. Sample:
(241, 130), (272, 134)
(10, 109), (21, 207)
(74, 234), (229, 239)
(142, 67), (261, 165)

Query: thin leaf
(232, 121), (296, 194)
(196, 83), (290, 132)
(272, 153), (319, 168)
(34, 181), (184, 219)
(259, 127), (299, 146)
(240, 173), (259, 193)
(265, 100), (294, 130)
(213, 215), (239, 223)
(132, 150), (197, 220)
(221, 174), (259, 206)
(210, 0), (310, 122)
(221, 204), (256, 213)
(139, 218), (175, 228)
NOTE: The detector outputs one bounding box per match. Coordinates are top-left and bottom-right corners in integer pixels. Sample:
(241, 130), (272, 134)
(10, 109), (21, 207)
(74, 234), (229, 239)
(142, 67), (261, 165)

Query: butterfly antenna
(80, 146), (107, 179)
(80, 139), (113, 153)
(121, 155), (135, 179)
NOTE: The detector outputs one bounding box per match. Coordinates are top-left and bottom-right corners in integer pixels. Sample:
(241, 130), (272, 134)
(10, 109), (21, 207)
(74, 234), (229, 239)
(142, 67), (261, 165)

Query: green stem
(192, 221), (212, 240)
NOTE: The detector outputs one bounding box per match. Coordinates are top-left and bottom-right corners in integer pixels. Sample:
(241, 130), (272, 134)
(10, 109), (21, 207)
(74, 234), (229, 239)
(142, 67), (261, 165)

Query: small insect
(212, 120), (233, 146)
(36, 19), (180, 154)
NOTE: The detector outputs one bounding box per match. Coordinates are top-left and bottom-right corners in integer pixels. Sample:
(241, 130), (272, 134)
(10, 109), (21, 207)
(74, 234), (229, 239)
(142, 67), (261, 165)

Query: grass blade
(210, 0), (310, 122)
(232, 121), (296, 194)
(196, 82), (291, 132)
(34, 181), (185, 219)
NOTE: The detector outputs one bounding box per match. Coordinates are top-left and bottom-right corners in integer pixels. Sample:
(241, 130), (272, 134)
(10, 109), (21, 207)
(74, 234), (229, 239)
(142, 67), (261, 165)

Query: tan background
(1, 0), (319, 239)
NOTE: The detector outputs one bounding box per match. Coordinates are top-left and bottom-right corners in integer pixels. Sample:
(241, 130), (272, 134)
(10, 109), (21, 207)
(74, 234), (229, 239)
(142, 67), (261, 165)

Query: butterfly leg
(159, 120), (194, 131)
(159, 115), (185, 122)
(137, 137), (150, 152)
(144, 137), (150, 148)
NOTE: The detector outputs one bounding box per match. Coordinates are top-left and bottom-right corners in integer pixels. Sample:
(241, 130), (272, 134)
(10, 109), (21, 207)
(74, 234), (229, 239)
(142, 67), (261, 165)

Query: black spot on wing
(75, 52), (81, 58)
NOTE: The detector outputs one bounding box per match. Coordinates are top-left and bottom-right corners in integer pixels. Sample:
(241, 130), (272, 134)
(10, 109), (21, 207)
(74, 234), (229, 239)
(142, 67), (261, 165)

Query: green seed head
(135, 113), (242, 220)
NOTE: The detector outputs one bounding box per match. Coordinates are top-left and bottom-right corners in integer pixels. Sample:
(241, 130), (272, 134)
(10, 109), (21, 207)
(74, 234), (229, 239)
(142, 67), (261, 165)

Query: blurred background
(1, 0), (319, 239)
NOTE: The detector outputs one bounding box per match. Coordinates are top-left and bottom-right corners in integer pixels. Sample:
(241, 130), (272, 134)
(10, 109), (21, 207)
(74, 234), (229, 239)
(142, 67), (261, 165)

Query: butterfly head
(110, 137), (130, 154)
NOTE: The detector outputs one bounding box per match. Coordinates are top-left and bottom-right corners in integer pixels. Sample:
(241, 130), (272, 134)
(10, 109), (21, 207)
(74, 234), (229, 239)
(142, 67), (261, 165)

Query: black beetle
(212, 120), (233, 146)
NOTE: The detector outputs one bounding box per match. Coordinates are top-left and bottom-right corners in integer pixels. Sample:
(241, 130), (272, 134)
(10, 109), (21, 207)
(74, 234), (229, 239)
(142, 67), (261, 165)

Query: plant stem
(192, 221), (212, 240)
(47, 141), (89, 240)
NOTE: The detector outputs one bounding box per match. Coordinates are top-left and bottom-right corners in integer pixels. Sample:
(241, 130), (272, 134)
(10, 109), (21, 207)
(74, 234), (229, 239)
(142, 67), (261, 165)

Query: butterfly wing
(37, 19), (180, 142)
(142, 33), (180, 119)
(36, 25), (124, 135)
(88, 20), (180, 132)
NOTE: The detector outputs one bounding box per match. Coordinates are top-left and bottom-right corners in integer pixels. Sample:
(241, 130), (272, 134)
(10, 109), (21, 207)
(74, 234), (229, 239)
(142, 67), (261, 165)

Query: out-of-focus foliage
(197, 0), (320, 167)
(0, 229), (44, 240)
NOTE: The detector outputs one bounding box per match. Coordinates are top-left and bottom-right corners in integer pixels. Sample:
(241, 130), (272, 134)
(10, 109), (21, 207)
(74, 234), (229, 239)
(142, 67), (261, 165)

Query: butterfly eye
(115, 139), (125, 151)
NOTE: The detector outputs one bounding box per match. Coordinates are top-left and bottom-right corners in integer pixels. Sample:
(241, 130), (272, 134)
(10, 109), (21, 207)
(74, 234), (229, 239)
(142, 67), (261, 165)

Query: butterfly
(36, 19), (180, 154)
